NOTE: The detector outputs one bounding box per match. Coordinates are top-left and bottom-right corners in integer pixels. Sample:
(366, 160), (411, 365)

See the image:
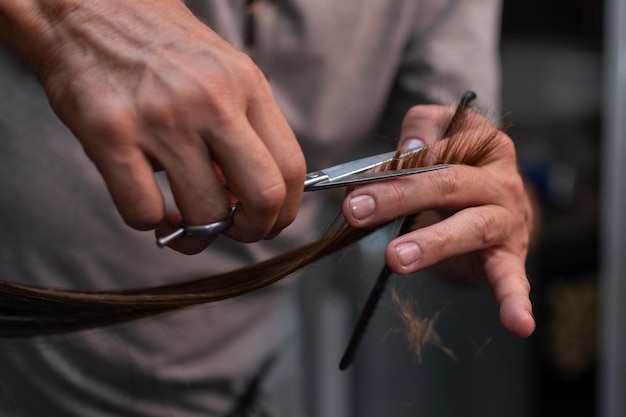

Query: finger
(208, 121), (288, 242)
(383, 205), (512, 274)
(246, 91), (306, 238)
(90, 145), (165, 230)
(163, 137), (231, 223)
(398, 105), (458, 149)
(343, 165), (496, 228)
(158, 133), (231, 253)
(483, 250), (535, 338)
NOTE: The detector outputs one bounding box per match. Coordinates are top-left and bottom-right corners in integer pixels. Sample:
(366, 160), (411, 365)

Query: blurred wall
(502, 0), (602, 416)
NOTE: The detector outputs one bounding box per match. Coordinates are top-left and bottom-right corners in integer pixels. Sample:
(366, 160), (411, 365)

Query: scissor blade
(324, 146), (430, 180)
(320, 150), (400, 181)
(305, 164), (448, 191)
(304, 146), (429, 190)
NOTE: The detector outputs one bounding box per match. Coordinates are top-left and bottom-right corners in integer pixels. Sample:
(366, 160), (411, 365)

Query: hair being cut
(0, 94), (503, 337)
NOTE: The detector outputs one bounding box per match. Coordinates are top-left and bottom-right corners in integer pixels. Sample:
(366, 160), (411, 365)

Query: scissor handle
(156, 206), (236, 247)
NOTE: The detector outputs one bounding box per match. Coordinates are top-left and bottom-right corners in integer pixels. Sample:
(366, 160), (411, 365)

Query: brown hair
(0, 99), (502, 337)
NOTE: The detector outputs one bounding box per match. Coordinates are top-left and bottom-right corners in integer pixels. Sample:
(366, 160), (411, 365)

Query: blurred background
(502, 0), (602, 415)
(502, 0), (605, 417)
(302, 0), (612, 416)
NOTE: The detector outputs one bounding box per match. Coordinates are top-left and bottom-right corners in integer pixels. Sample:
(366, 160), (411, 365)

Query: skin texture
(343, 105), (536, 338)
(0, 0), (306, 254)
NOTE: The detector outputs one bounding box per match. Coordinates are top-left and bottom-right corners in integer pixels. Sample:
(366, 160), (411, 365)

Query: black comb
(339, 91), (477, 370)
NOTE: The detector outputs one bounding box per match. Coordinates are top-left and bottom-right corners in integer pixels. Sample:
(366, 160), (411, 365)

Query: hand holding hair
(343, 103), (536, 338)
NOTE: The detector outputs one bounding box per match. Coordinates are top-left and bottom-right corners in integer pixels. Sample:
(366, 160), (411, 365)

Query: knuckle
(225, 51), (268, 95)
(193, 56), (264, 127)
(282, 154), (307, 187)
(235, 52), (267, 84)
(421, 226), (452, 260)
(505, 174), (525, 197)
(230, 49), (258, 73)
(86, 102), (134, 141)
(250, 180), (287, 219)
(382, 180), (413, 211)
(137, 95), (178, 130)
(498, 172), (526, 206)
(433, 169), (459, 205)
(434, 226), (453, 253)
(473, 211), (501, 247)
(79, 106), (141, 162)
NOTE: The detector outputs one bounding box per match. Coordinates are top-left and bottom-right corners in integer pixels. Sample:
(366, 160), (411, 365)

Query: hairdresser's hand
(0, 0), (305, 254)
(342, 105), (536, 338)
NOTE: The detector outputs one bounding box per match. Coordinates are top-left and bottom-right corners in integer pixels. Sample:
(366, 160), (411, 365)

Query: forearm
(0, 0), (200, 79)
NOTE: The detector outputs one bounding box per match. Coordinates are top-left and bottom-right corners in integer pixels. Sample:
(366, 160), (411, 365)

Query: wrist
(0, 0), (74, 70)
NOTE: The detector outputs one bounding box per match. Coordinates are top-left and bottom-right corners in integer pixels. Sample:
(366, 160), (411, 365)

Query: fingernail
(401, 138), (425, 151)
(395, 242), (421, 266)
(349, 195), (376, 220)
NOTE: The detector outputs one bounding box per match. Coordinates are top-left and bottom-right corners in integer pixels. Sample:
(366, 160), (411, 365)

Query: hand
(342, 104), (536, 338)
(2, 0), (305, 254)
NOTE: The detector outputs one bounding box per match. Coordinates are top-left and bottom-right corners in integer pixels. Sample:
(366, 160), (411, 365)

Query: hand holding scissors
(156, 148), (449, 247)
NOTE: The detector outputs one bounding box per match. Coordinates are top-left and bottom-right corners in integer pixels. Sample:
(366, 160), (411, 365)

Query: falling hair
(390, 286), (457, 363)
(0, 98), (503, 338)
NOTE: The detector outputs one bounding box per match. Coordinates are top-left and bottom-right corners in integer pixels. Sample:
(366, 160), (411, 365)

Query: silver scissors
(156, 147), (448, 247)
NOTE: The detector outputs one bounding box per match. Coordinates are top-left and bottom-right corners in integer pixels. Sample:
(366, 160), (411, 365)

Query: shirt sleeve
(380, 0), (502, 135)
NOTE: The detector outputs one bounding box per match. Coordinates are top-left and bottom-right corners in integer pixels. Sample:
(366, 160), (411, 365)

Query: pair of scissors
(156, 147), (448, 247)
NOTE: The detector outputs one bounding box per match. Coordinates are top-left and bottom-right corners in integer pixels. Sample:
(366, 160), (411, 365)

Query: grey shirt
(0, 0), (500, 416)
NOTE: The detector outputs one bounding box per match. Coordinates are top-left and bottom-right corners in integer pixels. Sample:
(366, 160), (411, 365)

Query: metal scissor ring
(156, 205), (236, 247)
